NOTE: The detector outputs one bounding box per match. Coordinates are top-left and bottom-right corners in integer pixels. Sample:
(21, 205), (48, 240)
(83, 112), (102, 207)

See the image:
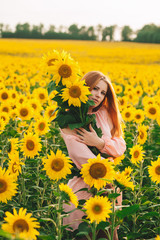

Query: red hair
(81, 71), (123, 137)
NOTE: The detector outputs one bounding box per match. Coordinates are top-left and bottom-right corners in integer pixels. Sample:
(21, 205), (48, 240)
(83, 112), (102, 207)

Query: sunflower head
(84, 195), (112, 224)
(148, 157), (160, 184)
(81, 154), (115, 190)
(2, 208), (40, 239)
(43, 149), (72, 181)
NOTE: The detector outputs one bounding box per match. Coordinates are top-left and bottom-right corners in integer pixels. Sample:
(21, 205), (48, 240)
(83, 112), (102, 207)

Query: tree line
(0, 23), (160, 43)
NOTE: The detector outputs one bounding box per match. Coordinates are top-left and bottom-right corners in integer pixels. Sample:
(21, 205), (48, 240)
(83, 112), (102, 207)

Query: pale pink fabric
(61, 105), (126, 231)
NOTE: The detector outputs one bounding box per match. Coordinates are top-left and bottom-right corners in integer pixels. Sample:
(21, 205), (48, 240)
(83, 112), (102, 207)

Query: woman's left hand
(74, 124), (105, 150)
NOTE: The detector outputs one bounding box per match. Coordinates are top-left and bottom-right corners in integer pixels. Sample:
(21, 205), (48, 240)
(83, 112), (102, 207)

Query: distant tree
(0, 23), (3, 38)
(134, 24), (158, 43)
(121, 25), (133, 41)
(68, 24), (79, 36)
(102, 25), (116, 41)
(49, 25), (56, 32)
(15, 23), (30, 38)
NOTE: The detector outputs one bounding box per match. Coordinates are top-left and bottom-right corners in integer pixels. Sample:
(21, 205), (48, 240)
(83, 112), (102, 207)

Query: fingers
(89, 124), (95, 132)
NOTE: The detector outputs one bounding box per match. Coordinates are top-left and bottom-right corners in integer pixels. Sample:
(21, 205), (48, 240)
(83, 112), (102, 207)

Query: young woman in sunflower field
(60, 71), (126, 239)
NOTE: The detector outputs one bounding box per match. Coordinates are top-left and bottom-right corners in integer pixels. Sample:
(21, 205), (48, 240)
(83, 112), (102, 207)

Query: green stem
(91, 222), (97, 240)
(110, 195), (116, 240)
(79, 105), (83, 123)
(56, 182), (62, 240)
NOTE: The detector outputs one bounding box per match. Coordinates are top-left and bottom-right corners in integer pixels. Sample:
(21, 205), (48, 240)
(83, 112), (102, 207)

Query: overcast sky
(1, 0), (160, 34)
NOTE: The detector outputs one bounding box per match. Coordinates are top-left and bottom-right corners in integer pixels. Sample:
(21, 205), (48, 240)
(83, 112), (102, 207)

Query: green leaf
(97, 221), (110, 230)
(108, 193), (120, 199)
(68, 122), (84, 129)
(116, 204), (139, 219)
(78, 222), (90, 234)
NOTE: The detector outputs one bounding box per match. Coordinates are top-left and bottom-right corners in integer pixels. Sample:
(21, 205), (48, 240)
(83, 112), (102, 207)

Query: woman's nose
(96, 91), (101, 97)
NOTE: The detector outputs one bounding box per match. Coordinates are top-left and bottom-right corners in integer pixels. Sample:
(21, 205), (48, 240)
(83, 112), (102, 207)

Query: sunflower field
(0, 39), (160, 240)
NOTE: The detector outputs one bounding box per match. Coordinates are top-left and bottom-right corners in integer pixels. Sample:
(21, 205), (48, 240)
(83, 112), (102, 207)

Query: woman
(60, 71), (126, 239)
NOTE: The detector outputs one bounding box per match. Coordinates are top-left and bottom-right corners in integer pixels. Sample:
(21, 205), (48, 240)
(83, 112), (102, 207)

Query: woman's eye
(102, 92), (106, 95)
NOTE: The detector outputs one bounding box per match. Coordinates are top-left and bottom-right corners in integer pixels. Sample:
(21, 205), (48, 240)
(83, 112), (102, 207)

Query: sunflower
(43, 149), (72, 181)
(84, 195), (112, 224)
(34, 116), (50, 135)
(44, 104), (57, 121)
(61, 79), (90, 107)
(114, 84), (123, 95)
(148, 157), (160, 184)
(0, 112), (10, 125)
(121, 107), (134, 122)
(145, 103), (159, 120)
(122, 166), (133, 177)
(130, 144), (144, 165)
(133, 109), (145, 124)
(115, 172), (134, 191)
(17, 102), (33, 121)
(81, 154), (115, 190)
(0, 167), (18, 203)
(0, 118), (6, 134)
(48, 90), (58, 105)
(40, 49), (62, 74)
(59, 183), (78, 207)
(113, 154), (125, 165)
(134, 85), (143, 97)
(155, 235), (160, 240)
(0, 102), (12, 114)
(52, 55), (80, 86)
(8, 151), (24, 180)
(32, 88), (48, 104)
(8, 138), (19, 154)
(0, 88), (10, 102)
(30, 98), (43, 115)
(118, 96), (128, 111)
(2, 208), (40, 240)
(137, 124), (148, 145)
(20, 132), (42, 158)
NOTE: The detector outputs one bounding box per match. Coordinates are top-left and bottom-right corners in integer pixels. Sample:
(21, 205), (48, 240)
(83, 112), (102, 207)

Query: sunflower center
(12, 162), (18, 173)
(3, 107), (9, 112)
(12, 93), (16, 98)
(120, 99), (124, 105)
(92, 204), (102, 214)
(58, 64), (72, 78)
(39, 93), (45, 99)
(140, 131), (144, 139)
(1, 92), (8, 100)
(69, 86), (81, 98)
(51, 158), (64, 171)
(26, 140), (35, 151)
(13, 219), (29, 233)
(0, 179), (7, 193)
(20, 108), (28, 117)
(47, 58), (56, 66)
(133, 150), (140, 158)
(89, 163), (107, 179)
(149, 107), (156, 115)
(136, 114), (141, 119)
(155, 165), (160, 175)
(32, 103), (37, 109)
(39, 122), (45, 131)
(125, 112), (130, 118)
(49, 110), (54, 117)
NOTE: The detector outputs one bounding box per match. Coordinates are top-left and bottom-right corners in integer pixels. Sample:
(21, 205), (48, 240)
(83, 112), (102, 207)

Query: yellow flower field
(0, 39), (160, 240)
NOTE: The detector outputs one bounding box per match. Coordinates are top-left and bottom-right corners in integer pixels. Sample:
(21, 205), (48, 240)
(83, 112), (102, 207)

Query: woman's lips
(92, 99), (99, 104)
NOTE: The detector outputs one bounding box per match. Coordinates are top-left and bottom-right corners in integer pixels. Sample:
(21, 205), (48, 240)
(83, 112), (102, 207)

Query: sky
(1, 0), (160, 39)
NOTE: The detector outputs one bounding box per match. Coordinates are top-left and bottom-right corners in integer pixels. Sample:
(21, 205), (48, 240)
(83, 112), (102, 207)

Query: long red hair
(81, 71), (123, 137)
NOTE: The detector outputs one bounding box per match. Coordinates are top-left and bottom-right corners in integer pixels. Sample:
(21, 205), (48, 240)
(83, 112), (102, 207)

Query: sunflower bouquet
(42, 50), (105, 157)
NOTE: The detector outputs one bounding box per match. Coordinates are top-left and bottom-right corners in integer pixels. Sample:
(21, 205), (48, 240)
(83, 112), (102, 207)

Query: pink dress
(60, 105), (126, 231)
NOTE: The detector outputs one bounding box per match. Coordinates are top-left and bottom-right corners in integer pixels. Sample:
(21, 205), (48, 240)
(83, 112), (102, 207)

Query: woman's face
(89, 80), (108, 108)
